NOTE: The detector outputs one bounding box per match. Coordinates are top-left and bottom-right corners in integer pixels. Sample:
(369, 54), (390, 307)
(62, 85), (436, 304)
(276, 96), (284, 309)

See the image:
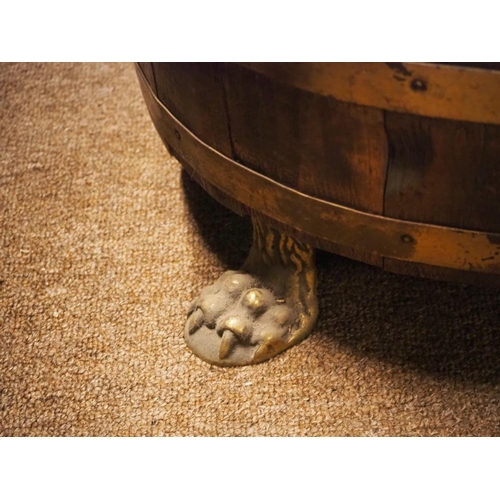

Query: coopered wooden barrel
(136, 62), (500, 287)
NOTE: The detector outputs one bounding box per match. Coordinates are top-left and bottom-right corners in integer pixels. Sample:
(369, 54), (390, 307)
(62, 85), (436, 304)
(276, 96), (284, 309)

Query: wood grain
(152, 62), (233, 157)
(223, 64), (388, 213)
(384, 111), (500, 233)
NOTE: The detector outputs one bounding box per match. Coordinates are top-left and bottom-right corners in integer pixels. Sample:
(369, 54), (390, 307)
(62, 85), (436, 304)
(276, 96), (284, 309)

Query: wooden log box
(136, 62), (500, 366)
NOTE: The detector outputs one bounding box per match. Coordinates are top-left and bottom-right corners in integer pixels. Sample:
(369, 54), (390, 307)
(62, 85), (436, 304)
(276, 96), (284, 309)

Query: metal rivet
(410, 79), (427, 91)
(174, 129), (181, 140)
(401, 234), (414, 244)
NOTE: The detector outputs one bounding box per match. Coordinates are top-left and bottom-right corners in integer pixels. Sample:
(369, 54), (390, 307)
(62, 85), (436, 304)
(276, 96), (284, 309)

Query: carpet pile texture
(1, 63), (499, 436)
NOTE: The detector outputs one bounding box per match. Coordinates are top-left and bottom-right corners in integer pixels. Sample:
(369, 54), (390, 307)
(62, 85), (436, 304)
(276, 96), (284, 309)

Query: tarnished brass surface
(238, 63), (500, 125)
(136, 65), (500, 275)
(185, 217), (318, 366)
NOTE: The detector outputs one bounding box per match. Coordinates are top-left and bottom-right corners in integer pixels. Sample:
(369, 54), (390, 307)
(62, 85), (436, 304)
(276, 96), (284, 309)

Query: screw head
(401, 234), (414, 244)
(411, 79), (427, 91)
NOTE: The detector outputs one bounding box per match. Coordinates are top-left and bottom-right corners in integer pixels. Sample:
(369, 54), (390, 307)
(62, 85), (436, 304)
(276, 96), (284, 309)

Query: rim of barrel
(437, 62), (500, 71)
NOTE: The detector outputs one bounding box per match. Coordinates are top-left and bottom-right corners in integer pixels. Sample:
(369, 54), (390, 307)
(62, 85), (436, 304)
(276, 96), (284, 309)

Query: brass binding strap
(239, 62), (500, 126)
(136, 64), (500, 275)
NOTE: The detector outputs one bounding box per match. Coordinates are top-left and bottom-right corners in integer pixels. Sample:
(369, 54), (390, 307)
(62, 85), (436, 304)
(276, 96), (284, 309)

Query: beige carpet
(1, 62), (500, 436)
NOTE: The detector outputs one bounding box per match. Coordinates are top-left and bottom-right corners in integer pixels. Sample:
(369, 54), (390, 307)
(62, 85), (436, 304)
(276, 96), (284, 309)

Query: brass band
(136, 65), (500, 275)
(238, 62), (500, 126)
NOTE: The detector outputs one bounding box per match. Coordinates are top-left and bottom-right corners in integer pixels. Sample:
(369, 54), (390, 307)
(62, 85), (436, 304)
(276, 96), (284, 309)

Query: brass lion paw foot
(185, 217), (318, 366)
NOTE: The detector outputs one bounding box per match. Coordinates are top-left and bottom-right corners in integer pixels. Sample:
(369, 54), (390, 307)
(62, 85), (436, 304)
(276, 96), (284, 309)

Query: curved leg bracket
(185, 217), (318, 366)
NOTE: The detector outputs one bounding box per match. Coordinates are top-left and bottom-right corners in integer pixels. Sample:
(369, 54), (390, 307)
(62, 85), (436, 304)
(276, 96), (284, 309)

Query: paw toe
(241, 288), (273, 314)
(216, 315), (252, 342)
(223, 273), (258, 296)
(186, 308), (204, 335)
(270, 304), (294, 327)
